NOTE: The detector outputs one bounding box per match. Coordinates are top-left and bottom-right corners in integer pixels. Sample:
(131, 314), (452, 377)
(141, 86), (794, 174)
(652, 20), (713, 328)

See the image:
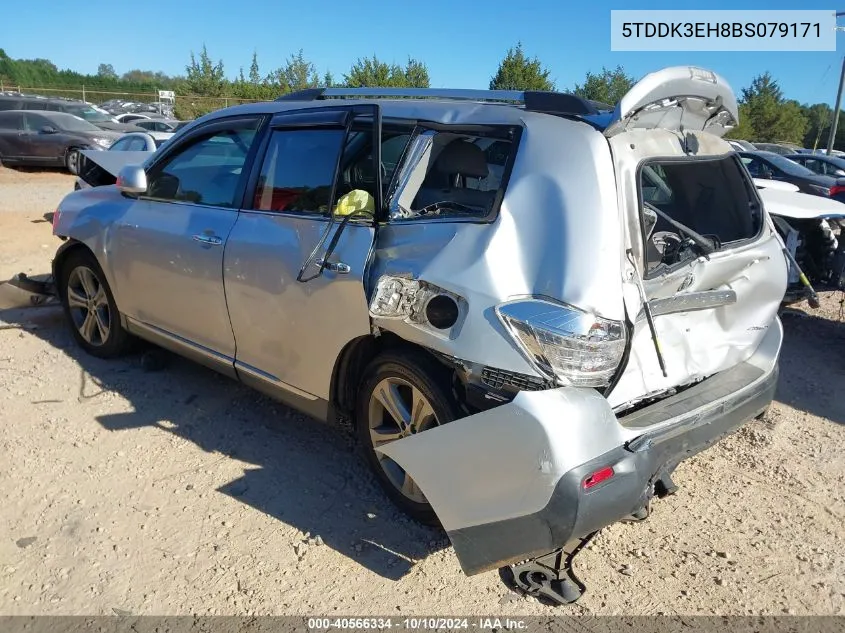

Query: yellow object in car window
(334, 189), (375, 216)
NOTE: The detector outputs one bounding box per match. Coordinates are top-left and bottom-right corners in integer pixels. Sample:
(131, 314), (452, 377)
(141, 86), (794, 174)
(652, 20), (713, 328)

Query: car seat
(413, 140), (494, 213)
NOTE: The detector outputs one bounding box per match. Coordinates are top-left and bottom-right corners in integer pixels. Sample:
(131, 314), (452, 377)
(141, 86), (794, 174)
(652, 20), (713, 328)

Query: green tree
(802, 102), (832, 149)
(737, 72), (807, 143)
(402, 58), (430, 88)
(573, 65), (635, 106)
(344, 56), (430, 87)
(322, 70), (335, 88)
(97, 63), (117, 80)
(488, 42), (554, 91)
(267, 49), (319, 94)
(248, 52), (261, 85)
(185, 44), (227, 96)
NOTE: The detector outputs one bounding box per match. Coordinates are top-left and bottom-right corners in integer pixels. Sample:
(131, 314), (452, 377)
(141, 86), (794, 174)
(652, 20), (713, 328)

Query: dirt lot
(0, 166), (843, 616)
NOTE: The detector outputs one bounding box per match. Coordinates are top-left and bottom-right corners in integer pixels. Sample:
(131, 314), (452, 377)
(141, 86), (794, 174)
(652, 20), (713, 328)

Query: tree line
(0, 44), (841, 148)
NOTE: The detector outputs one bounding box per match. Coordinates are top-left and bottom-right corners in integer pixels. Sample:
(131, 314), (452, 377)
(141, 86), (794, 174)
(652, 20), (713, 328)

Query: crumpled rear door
(607, 128), (788, 411)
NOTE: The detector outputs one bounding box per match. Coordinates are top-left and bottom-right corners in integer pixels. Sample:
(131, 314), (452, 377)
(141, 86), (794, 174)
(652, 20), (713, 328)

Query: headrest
(433, 141), (488, 178)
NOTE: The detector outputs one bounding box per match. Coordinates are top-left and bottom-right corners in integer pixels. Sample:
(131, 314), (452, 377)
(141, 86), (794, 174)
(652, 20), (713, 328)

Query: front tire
(58, 249), (131, 358)
(356, 349), (462, 525)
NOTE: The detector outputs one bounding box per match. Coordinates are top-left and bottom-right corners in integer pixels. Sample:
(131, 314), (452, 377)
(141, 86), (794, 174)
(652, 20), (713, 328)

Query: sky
(1, 0), (845, 105)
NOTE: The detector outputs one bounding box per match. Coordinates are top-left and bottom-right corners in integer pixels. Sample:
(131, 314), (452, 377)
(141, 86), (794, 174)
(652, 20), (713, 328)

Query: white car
(114, 113), (153, 124)
(74, 132), (171, 190)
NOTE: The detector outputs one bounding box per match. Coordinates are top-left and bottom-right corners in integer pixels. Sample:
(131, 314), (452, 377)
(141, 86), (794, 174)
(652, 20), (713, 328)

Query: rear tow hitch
(500, 532), (597, 605)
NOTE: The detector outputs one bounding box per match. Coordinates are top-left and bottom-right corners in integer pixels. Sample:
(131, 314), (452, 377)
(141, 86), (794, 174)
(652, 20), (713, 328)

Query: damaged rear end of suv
(348, 67), (786, 604)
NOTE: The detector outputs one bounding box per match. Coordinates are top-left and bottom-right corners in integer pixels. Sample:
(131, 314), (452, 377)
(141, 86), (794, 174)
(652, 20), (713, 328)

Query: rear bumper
(450, 357), (777, 575)
(377, 319), (783, 576)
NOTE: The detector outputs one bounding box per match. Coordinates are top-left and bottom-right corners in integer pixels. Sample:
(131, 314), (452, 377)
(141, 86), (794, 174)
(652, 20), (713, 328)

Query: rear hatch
(602, 67), (787, 411)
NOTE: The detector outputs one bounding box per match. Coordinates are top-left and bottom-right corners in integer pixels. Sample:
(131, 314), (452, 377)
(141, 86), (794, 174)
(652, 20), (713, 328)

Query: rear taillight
(495, 298), (626, 388)
(51, 208), (62, 234)
(830, 185), (845, 197)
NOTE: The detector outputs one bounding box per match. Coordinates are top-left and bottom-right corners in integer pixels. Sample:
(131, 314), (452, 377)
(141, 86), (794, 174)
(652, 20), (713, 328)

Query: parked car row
(0, 107), (175, 174)
(727, 138), (845, 157)
(0, 93), (145, 132)
(101, 98), (175, 119)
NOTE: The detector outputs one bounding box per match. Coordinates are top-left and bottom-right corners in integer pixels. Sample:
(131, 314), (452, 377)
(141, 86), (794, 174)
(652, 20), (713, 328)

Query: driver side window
(145, 118), (260, 208)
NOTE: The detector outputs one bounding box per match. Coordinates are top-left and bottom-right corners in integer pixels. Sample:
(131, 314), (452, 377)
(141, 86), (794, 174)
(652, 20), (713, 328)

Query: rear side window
(389, 127), (518, 221)
(253, 128), (345, 215)
(640, 157), (762, 274)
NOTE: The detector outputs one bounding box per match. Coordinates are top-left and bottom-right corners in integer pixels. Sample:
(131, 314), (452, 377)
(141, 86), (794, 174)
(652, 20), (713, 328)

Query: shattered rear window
(640, 156), (763, 274)
(389, 126), (518, 221)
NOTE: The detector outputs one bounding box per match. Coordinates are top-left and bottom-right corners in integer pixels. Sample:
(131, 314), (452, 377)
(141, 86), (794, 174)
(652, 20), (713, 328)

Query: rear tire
(356, 349), (462, 525)
(58, 249), (132, 358)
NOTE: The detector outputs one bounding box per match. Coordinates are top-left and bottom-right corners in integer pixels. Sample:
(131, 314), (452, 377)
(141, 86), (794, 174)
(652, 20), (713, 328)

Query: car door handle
(192, 234), (223, 246)
(316, 257), (351, 274)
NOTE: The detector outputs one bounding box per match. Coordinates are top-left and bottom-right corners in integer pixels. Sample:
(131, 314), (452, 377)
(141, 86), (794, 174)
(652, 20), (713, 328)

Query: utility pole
(826, 11), (845, 155)
(827, 58), (845, 155)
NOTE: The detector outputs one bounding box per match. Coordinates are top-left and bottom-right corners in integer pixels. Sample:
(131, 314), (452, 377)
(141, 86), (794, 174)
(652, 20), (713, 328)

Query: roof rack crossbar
(275, 88), (606, 116)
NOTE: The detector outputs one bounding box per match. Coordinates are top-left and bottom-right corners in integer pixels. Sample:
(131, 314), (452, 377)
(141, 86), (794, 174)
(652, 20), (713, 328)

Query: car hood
(759, 186), (845, 220)
(753, 178), (800, 192)
(79, 149), (152, 177)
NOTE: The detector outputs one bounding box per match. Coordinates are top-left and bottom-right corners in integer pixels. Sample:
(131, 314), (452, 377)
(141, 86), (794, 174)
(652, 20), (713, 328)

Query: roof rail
(274, 87), (609, 116)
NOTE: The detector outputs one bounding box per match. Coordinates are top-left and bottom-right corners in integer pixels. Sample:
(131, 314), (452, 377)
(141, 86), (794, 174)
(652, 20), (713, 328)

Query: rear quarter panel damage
(367, 115), (625, 375)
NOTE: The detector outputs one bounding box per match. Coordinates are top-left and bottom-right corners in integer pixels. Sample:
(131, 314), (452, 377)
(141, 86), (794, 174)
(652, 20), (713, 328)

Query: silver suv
(51, 66), (786, 604)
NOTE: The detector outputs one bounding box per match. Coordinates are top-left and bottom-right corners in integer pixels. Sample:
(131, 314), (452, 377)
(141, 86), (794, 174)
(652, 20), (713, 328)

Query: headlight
(808, 184), (831, 197)
(92, 137), (113, 148)
(496, 298), (626, 387)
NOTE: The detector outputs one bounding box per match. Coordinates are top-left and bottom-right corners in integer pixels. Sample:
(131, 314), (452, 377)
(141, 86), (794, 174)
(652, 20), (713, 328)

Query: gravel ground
(0, 166), (843, 616)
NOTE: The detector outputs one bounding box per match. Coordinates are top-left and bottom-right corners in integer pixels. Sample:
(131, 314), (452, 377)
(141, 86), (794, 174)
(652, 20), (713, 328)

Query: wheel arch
(52, 239), (92, 286)
(52, 239), (125, 324)
(329, 331), (455, 429)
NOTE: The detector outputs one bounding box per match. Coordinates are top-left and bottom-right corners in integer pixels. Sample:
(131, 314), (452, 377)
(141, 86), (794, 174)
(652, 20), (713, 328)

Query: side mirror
(834, 169), (845, 177)
(116, 164), (147, 194)
(40, 126), (57, 134)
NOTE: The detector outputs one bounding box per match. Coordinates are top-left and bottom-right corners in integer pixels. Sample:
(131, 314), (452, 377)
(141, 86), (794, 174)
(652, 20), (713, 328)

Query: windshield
(55, 115), (102, 133)
(763, 153), (817, 177)
(65, 105), (113, 123)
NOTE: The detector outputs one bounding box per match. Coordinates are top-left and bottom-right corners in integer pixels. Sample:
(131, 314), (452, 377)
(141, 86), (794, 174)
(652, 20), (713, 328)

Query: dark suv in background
(0, 110), (120, 172)
(0, 94), (141, 132)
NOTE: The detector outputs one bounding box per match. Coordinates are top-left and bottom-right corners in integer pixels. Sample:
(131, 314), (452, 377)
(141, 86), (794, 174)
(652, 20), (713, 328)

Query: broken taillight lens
(496, 298), (626, 388)
(51, 208), (61, 234)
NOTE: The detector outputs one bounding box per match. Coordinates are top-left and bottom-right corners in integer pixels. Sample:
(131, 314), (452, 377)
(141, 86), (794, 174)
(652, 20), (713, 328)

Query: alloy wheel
(66, 266), (110, 346)
(367, 376), (439, 503)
